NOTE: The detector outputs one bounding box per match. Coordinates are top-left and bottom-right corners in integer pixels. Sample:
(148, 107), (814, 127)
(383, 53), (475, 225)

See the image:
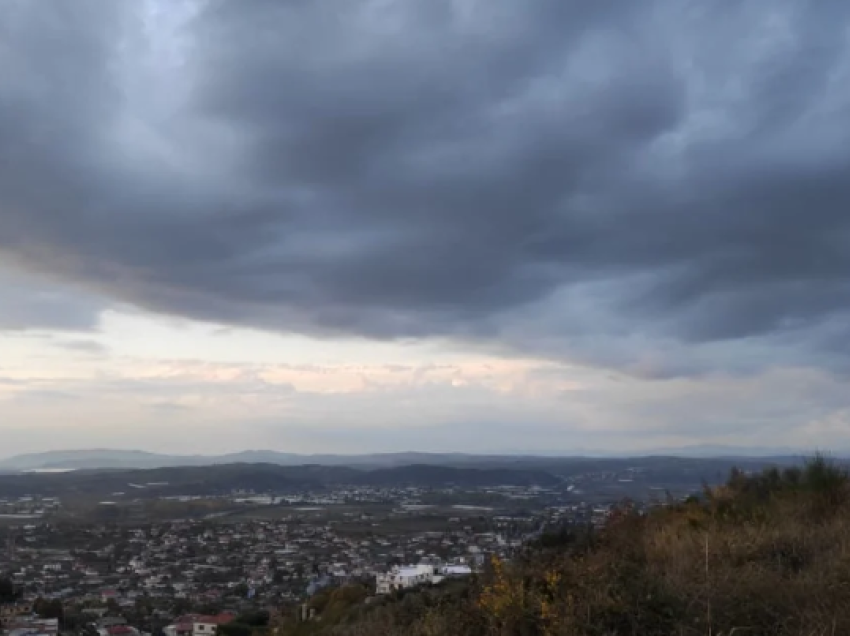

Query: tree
(62, 610), (85, 631)
(34, 598), (64, 620)
(197, 604), (222, 616)
(232, 583), (249, 598)
(217, 623), (252, 636)
(0, 578), (21, 603)
(172, 598), (192, 616)
(235, 611), (269, 627)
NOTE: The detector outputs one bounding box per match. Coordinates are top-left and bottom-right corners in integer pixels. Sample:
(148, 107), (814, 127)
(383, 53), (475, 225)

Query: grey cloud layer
(2, 0), (850, 372)
(0, 274), (102, 332)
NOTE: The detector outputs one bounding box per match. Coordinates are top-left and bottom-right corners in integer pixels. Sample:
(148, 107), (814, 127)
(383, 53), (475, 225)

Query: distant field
(212, 502), (397, 523)
(335, 511), (498, 538)
(207, 501), (502, 538)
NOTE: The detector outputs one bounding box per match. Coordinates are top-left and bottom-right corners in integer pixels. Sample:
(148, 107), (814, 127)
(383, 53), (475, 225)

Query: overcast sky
(2, 0), (849, 457)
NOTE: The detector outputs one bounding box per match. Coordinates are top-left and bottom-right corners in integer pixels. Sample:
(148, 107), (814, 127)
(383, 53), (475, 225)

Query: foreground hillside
(279, 457), (850, 635)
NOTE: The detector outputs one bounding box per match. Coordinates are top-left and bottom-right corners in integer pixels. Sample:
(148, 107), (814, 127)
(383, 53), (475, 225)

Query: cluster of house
(0, 498), (61, 522)
(0, 480), (630, 636)
(92, 617), (142, 636)
(0, 504), (551, 612)
(0, 602), (58, 636)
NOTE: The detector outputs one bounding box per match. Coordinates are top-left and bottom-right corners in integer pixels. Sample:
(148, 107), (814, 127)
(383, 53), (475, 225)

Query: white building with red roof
(164, 613), (235, 636)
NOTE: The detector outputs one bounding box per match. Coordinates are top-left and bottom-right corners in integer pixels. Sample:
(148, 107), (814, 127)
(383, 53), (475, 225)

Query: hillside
(276, 456), (850, 636)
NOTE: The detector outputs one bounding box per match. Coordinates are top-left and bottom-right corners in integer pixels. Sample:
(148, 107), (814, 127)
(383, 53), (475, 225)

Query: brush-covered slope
(276, 456), (850, 636)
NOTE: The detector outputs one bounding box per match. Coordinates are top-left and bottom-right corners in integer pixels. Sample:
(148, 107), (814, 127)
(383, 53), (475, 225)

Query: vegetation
(275, 456), (850, 635)
(0, 577), (21, 603)
(218, 610), (272, 636)
(33, 597), (64, 619)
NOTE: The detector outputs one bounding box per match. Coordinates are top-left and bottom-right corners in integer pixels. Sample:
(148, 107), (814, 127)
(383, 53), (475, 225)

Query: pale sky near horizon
(2, 0), (850, 456)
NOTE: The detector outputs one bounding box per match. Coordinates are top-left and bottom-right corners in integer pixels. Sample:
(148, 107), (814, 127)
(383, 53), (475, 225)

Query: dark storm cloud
(1, 0), (850, 372)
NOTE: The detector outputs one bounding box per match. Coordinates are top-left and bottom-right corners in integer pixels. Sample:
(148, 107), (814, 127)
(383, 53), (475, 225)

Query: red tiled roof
(175, 615), (198, 623)
(196, 613), (235, 625)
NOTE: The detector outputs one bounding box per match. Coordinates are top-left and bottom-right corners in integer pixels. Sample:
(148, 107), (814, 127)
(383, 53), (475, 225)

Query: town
(0, 481), (619, 636)
(0, 452), (777, 636)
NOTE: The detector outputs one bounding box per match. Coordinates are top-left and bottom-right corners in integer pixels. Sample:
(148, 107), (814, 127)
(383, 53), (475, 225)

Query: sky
(2, 0), (850, 457)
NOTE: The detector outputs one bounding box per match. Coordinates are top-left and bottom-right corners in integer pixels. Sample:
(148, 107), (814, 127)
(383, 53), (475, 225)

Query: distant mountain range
(0, 449), (498, 472)
(630, 444), (811, 458)
(0, 445), (825, 473)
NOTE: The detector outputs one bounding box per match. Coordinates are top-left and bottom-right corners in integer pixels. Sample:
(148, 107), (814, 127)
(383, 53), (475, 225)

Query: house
(375, 564), (438, 595)
(98, 625), (139, 636)
(441, 564), (472, 577)
(375, 562), (473, 595)
(3, 616), (59, 636)
(0, 603), (34, 629)
(164, 613), (235, 636)
(100, 589), (120, 603)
